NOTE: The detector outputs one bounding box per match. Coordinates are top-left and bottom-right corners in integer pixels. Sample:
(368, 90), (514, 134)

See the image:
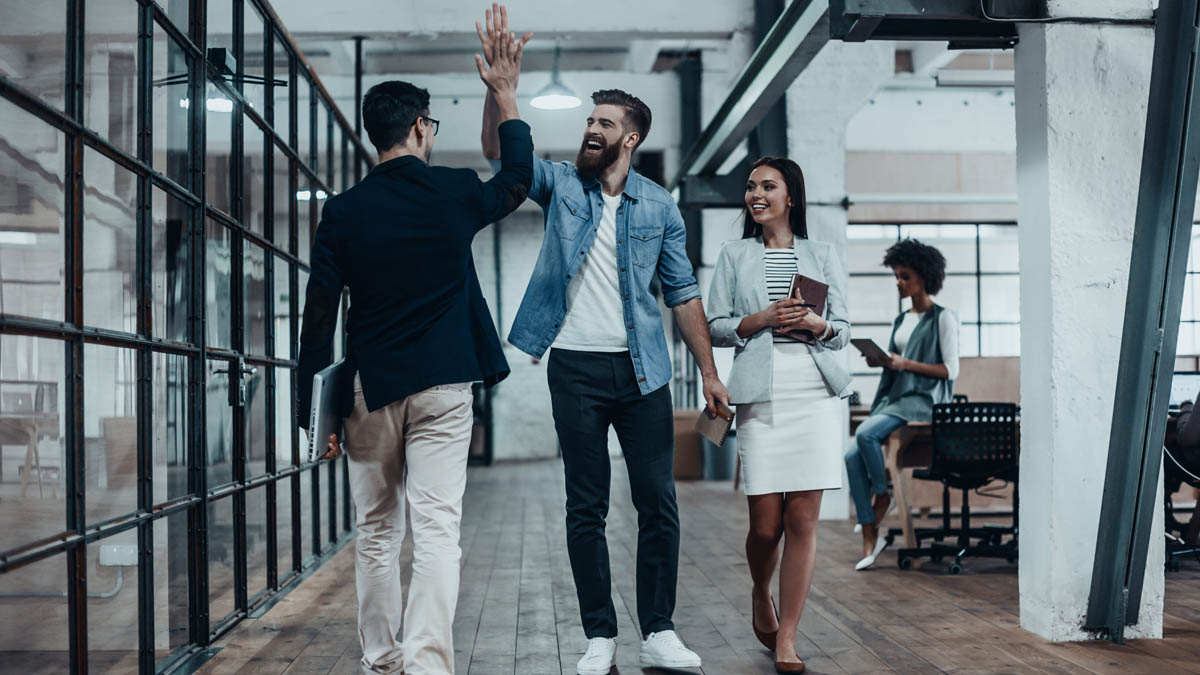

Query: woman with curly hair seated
(847, 238), (959, 570)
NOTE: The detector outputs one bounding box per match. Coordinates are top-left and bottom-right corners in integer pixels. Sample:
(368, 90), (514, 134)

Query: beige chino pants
(343, 375), (474, 675)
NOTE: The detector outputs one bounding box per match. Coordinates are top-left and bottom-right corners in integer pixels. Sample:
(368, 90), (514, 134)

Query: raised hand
(475, 3), (532, 86)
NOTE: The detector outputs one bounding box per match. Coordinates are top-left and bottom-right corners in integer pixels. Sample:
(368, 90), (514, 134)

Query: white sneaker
(855, 534), (889, 571)
(576, 637), (617, 675)
(639, 630), (702, 669)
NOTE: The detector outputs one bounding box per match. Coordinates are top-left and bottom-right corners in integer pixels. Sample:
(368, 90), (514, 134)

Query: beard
(575, 135), (621, 178)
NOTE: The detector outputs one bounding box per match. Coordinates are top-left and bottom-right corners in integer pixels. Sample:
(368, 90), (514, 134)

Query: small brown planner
(694, 402), (735, 447)
(783, 273), (829, 344)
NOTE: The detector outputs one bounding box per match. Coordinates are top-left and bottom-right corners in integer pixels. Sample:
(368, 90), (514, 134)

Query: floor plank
(199, 458), (1200, 675)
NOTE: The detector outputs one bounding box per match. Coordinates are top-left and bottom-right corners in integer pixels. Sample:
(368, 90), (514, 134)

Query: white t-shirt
(893, 308), (960, 380)
(552, 192), (628, 352)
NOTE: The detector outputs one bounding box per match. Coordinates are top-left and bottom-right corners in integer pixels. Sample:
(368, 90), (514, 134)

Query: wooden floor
(198, 458), (1200, 675)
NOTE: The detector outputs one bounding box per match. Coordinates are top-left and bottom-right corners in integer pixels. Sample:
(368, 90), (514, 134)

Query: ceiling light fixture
(531, 45), (581, 110)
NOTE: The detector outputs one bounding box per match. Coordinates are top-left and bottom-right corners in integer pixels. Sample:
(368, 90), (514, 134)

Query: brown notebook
(694, 403), (735, 447)
(783, 273), (829, 344)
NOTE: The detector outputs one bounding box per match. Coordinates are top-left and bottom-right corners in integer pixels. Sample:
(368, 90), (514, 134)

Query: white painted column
(786, 41), (892, 520)
(1015, 19), (1164, 641)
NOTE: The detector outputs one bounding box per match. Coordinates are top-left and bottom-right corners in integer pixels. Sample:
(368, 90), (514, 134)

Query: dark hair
(882, 239), (947, 295)
(591, 89), (652, 149)
(362, 81), (430, 153)
(741, 156), (808, 240)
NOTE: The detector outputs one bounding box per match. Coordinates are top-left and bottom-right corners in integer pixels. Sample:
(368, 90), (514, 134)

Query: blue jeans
(845, 414), (906, 525)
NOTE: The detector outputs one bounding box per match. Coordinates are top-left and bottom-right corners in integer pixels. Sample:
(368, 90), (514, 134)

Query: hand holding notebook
(780, 274), (829, 344)
(694, 402), (735, 447)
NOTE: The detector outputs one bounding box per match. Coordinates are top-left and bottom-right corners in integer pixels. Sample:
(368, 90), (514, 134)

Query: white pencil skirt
(736, 341), (844, 495)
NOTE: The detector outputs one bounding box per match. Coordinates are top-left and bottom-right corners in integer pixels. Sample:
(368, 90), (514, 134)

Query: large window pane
(205, 79), (236, 216)
(247, 486), (268, 600)
(980, 275), (1020, 323)
(152, 351), (189, 506)
(0, 555), (68, 671)
(151, 188), (191, 343)
(318, 103), (330, 186)
(848, 276), (899, 324)
(87, 535), (139, 671)
(160, 0), (189, 34)
(979, 225), (1019, 273)
(0, 3), (66, 111)
(83, 147), (137, 334)
(152, 23), (190, 188)
(272, 36), (291, 146)
(245, 242), (267, 356)
(982, 324), (1021, 357)
(84, 0), (139, 157)
(275, 366), (295, 465)
(245, 367), (267, 477)
(297, 185), (315, 263)
(317, 466), (329, 554)
(207, 0), (234, 57)
(900, 224), (977, 274)
(338, 131), (349, 193)
(297, 268), (309, 328)
(208, 495), (236, 623)
(154, 507), (190, 658)
(274, 256), (293, 360)
(206, 218), (232, 349)
(306, 81), (317, 171)
(206, 358), (234, 487)
(0, 98), (65, 321)
(84, 343), (138, 525)
(0, 335), (66, 546)
(277, 474), (296, 574)
(300, 468), (314, 561)
(960, 323), (980, 358)
(243, 2), (267, 114)
(272, 143), (291, 245)
(243, 116), (267, 237)
(936, 275), (978, 324)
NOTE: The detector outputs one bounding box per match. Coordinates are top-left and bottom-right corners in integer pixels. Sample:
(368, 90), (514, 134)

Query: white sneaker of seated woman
(576, 637), (617, 675)
(855, 534), (889, 571)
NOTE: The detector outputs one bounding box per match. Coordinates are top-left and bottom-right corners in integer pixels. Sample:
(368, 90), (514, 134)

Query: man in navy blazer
(295, 22), (530, 675)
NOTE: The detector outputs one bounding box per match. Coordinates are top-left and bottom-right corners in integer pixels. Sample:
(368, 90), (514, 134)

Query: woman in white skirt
(707, 157), (852, 673)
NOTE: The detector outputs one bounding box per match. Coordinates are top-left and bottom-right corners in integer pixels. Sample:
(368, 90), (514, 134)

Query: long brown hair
(741, 156), (808, 240)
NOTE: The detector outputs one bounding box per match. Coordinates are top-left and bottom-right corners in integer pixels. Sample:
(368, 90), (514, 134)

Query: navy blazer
(297, 119), (533, 424)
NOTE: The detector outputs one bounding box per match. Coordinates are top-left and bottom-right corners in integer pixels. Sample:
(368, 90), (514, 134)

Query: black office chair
(897, 402), (1019, 574)
(1163, 442), (1200, 570)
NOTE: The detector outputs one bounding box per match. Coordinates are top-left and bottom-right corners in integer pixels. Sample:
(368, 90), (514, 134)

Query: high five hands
(475, 4), (533, 94)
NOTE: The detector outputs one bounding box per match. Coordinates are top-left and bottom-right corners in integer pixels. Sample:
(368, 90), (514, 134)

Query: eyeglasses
(421, 116), (440, 136)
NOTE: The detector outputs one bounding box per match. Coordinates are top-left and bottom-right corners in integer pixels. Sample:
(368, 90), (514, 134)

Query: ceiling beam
(669, 0), (829, 189)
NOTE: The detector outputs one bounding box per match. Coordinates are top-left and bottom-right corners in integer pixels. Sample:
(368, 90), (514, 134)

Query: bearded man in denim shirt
(476, 8), (730, 674)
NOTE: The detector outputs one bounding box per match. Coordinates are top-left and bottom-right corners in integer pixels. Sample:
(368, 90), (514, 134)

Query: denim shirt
(494, 157), (701, 395)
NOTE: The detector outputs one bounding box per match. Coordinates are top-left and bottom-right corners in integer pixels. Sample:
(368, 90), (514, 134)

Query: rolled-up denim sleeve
(707, 245), (747, 348)
(658, 203), (701, 308)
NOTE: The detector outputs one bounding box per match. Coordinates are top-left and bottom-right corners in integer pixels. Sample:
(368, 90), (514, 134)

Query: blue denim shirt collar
(579, 166), (643, 202)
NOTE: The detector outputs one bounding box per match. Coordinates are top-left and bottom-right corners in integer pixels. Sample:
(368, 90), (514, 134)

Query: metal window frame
(0, 1), (372, 672)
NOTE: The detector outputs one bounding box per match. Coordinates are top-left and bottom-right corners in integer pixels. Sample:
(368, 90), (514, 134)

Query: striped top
(765, 248), (798, 342)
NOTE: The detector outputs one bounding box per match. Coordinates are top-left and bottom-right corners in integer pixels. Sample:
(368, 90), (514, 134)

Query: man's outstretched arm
(477, 4), (529, 160)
